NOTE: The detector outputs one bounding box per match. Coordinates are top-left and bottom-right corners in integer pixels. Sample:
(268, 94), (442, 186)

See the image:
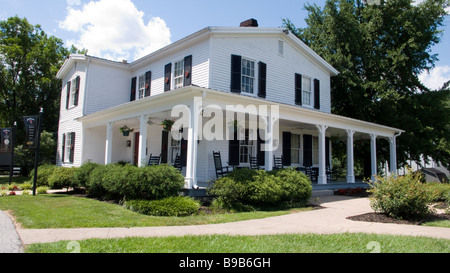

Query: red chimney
(240, 19), (258, 27)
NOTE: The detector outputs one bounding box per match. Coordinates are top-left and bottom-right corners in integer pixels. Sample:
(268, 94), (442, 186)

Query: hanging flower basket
(119, 126), (134, 136)
(161, 119), (175, 132)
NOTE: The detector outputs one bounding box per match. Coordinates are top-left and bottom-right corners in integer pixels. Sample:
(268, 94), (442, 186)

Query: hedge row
(208, 168), (312, 211)
(30, 163), (185, 200)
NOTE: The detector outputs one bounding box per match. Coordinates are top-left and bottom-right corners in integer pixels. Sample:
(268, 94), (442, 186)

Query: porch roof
(77, 86), (404, 138)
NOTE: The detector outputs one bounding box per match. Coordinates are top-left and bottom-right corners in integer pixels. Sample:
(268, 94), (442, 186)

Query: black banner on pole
(23, 116), (39, 149)
(0, 128), (13, 153)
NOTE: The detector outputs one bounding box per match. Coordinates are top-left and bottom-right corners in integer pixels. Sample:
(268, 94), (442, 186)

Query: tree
(0, 16), (69, 141)
(283, 0), (450, 170)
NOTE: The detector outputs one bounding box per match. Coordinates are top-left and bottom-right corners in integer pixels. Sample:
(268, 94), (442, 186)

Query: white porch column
(346, 129), (355, 183)
(370, 134), (378, 181)
(105, 121), (113, 165)
(389, 136), (398, 175)
(185, 97), (201, 189)
(263, 110), (274, 172)
(317, 125), (328, 184)
(138, 114), (148, 167)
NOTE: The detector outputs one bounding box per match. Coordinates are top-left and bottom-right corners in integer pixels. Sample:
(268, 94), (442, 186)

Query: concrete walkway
(1, 196), (450, 252)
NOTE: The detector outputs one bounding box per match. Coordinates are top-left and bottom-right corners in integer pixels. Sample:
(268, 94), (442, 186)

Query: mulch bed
(347, 212), (450, 226)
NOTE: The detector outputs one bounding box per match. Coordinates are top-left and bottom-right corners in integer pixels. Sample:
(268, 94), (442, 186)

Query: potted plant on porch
(161, 119), (175, 132)
(119, 125), (134, 136)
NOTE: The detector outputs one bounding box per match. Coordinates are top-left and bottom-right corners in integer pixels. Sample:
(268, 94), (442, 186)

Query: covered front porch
(78, 86), (403, 192)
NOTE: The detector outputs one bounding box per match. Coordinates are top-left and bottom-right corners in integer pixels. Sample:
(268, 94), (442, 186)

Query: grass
(0, 194), (312, 229)
(25, 233), (450, 253)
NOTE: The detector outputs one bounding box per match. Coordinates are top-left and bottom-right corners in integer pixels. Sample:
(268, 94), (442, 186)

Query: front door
(134, 132), (140, 165)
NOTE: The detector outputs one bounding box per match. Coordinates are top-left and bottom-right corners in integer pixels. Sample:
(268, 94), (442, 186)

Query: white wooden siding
(209, 34), (332, 113)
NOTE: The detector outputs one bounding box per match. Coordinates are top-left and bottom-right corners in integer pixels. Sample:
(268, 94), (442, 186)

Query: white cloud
(59, 0), (171, 62)
(419, 65), (450, 90)
(66, 0), (81, 6)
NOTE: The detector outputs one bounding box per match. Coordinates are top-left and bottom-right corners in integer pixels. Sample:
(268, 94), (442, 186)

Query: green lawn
(0, 194), (311, 229)
(25, 233), (450, 253)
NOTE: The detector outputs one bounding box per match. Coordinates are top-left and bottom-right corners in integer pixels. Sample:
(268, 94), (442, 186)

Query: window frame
(302, 76), (313, 107)
(173, 59), (185, 89)
(239, 128), (255, 164)
(64, 133), (75, 163)
(138, 74), (145, 100)
(241, 57), (256, 94)
(68, 78), (77, 108)
(291, 133), (301, 165)
(312, 136), (319, 165)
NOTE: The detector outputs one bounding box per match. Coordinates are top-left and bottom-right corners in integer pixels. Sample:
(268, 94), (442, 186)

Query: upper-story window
(174, 59), (185, 89)
(241, 58), (255, 94)
(66, 76), (80, 109)
(138, 74), (145, 99)
(302, 76), (312, 107)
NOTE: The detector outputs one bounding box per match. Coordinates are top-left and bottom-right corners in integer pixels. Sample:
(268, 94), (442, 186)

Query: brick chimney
(240, 18), (258, 27)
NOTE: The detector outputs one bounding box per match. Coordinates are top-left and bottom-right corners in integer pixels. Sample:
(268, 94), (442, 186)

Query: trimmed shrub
(47, 167), (78, 189)
(208, 168), (312, 210)
(125, 196), (200, 217)
(86, 163), (184, 200)
(28, 164), (58, 187)
(139, 164), (185, 200)
(74, 162), (101, 188)
(368, 170), (435, 219)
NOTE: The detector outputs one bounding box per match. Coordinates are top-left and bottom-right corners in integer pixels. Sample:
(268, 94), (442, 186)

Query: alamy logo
(365, 0), (381, 5)
(169, 97), (280, 152)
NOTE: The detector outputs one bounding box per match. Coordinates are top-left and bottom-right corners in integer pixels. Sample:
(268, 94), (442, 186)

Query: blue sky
(1, 0), (449, 90)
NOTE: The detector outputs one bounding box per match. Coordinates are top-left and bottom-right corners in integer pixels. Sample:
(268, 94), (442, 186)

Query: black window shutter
(314, 79), (320, 110)
(66, 81), (71, 109)
(69, 132), (76, 163)
(130, 77), (137, 101)
(303, 134), (313, 167)
(74, 76), (80, 106)
(230, 55), (242, 93)
(257, 130), (265, 166)
(183, 55), (192, 87)
(295, 74), (302, 106)
(164, 63), (172, 92)
(145, 71), (151, 97)
(258, 61), (267, 98)
(282, 132), (291, 166)
(181, 137), (188, 167)
(228, 128), (240, 165)
(161, 131), (169, 163)
(62, 133), (66, 162)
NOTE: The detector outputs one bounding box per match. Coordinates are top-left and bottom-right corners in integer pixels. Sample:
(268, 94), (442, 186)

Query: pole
(32, 108), (44, 196)
(8, 122), (17, 185)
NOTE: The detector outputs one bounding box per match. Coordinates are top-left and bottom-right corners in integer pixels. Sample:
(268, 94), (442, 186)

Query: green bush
(87, 163), (184, 200)
(36, 186), (49, 194)
(125, 196), (200, 217)
(368, 170), (435, 219)
(47, 167), (78, 189)
(74, 162), (101, 188)
(139, 164), (185, 200)
(271, 167), (312, 203)
(28, 164), (58, 187)
(208, 168), (312, 210)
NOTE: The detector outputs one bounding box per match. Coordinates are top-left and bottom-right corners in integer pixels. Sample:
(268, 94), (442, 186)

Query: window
(312, 136), (319, 165)
(174, 59), (185, 89)
(64, 132), (75, 163)
(239, 129), (255, 163)
(278, 40), (284, 56)
(302, 77), (312, 106)
(170, 130), (181, 164)
(241, 58), (255, 94)
(138, 75), (145, 99)
(291, 134), (301, 165)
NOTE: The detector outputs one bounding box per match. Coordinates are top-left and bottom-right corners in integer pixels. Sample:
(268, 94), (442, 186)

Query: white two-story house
(56, 19), (403, 191)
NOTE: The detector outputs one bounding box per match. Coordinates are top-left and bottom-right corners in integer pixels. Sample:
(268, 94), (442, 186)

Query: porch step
(311, 190), (334, 197)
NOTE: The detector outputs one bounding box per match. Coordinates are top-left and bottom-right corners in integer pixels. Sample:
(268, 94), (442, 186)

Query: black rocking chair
(148, 154), (161, 166)
(249, 156), (263, 170)
(173, 154), (183, 171)
(273, 155), (284, 169)
(213, 151), (232, 178)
